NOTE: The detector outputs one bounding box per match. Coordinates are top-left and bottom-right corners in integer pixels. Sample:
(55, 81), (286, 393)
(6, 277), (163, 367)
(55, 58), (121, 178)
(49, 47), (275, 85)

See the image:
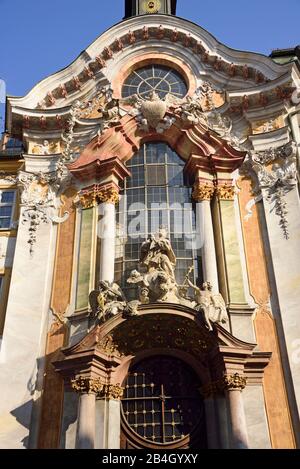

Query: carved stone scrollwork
(18, 171), (69, 254)
(192, 181), (215, 201)
(0, 172), (17, 184)
(215, 183), (236, 201)
(96, 334), (121, 357)
(241, 141), (297, 239)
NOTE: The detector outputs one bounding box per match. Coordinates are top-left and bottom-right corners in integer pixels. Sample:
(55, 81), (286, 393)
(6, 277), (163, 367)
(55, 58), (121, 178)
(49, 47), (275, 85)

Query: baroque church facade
(0, 0), (299, 449)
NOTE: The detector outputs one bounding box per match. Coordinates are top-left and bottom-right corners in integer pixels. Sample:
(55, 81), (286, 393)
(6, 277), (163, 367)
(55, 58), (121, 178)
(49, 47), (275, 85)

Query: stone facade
(0, 1), (299, 449)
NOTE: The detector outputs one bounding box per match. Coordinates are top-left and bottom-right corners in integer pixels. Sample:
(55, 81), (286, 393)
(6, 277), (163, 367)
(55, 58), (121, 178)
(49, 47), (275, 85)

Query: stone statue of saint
(140, 229), (176, 279)
(187, 280), (228, 331)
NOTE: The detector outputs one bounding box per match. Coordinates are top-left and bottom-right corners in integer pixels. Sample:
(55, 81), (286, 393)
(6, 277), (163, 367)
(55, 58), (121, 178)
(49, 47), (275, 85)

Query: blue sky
(0, 0), (299, 130)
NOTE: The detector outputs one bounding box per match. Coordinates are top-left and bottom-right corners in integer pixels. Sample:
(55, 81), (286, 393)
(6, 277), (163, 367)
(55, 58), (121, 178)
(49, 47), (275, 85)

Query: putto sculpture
(89, 229), (228, 330)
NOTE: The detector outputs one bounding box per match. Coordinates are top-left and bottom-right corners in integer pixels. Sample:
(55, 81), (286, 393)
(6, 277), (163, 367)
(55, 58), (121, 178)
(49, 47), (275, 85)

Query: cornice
(7, 15), (293, 119)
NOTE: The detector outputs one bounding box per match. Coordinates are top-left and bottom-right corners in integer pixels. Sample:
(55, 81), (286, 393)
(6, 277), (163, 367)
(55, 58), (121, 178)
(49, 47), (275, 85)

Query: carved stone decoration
(99, 384), (124, 400)
(127, 228), (194, 307)
(0, 172), (17, 184)
(223, 373), (247, 391)
(96, 334), (121, 357)
(128, 91), (177, 133)
(71, 376), (104, 394)
(79, 186), (120, 208)
(186, 280), (228, 331)
(125, 229), (229, 332)
(31, 140), (60, 155)
(241, 141), (297, 239)
(200, 373), (247, 397)
(18, 171), (69, 254)
(71, 376), (124, 400)
(89, 280), (139, 323)
(215, 183), (236, 201)
(192, 181), (215, 201)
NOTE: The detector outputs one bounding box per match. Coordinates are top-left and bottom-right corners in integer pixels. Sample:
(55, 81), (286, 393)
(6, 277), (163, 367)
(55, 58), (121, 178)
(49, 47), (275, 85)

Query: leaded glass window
(122, 65), (188, 100)
(115, 142), (202, 300)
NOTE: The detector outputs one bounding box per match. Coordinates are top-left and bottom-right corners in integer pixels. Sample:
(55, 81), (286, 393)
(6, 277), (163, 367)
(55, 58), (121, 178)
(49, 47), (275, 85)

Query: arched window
(115, 142), (202, 299)
(121, 356), (207, 448)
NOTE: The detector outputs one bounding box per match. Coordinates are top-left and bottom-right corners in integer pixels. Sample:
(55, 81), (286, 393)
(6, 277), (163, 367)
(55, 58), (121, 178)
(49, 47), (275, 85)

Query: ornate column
(97, 384), (124, 449)
(71, 377), (124, 449)
(54, 326), (124, 449)
(201, 373), (248, 449)
(242, 143), (300, 437)
(223, 373), (248, 449)
(73, 157), (131, 286)
(71, 377), (103, 449)
(192, 179), (219, 292)
(97, 184), (120, 283)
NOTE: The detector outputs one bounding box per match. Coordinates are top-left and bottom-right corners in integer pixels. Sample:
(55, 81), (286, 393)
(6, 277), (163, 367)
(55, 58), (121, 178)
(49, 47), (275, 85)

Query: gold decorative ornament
(79, 187), (120, 208)
(142, 0), (161, 14)
(192, 182), (215, 201)
(215, 183), (236, 201)
(223, 373), (247, 391)
(71, 376), (124, 399)
(200, 373), (247, 397)
(97, 334), (121, 357)
(71, 376), (105, 394)
(100, 384), (124, 400)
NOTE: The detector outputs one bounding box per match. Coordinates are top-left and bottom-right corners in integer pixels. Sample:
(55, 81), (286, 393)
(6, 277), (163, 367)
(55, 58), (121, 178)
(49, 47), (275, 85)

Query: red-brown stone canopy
(68, 114), (246, 185)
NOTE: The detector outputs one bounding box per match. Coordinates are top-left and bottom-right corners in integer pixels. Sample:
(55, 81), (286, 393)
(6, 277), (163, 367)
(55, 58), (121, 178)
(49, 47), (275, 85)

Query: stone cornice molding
(69, 155), (131, 184)
(7, 15), (298, 139)
(8, 16), (289, 109)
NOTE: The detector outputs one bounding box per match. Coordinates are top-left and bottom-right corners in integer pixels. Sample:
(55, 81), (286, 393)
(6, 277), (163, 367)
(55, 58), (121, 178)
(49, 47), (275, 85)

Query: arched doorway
(120, 355), (207, 449)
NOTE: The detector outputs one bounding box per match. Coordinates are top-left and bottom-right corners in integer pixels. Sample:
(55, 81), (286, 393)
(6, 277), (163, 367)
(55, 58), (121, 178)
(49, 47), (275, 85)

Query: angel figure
(187, 280), (228, 331)
(89, 280), (127, 322)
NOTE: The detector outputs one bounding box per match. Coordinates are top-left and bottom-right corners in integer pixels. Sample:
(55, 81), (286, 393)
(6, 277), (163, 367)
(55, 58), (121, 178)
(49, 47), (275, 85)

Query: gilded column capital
(71, 377), (124, 399)
(79, 185), (120, 208)
(215, 183), (236, 201)
(200, 373), (247, 397)
(223, 373), (247, 391)
(192, 181), (215, 202)
(99, 384), (124, 400)
(97, 187), (120, 205)
(71, 376), (105, 394)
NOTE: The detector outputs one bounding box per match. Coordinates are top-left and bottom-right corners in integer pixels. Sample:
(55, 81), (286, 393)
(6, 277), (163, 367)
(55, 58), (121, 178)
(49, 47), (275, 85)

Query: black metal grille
(122, 356), (204, 444)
